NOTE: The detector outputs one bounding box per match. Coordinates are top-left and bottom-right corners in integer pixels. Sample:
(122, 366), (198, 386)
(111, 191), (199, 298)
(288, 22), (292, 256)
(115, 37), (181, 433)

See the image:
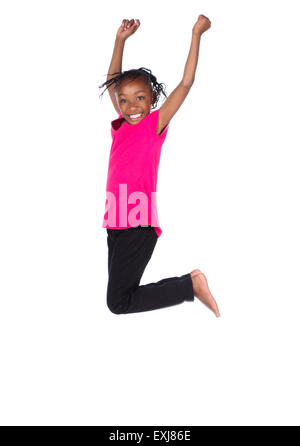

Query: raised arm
(157, 15), (211, 135)
(107, 19), (140, 114)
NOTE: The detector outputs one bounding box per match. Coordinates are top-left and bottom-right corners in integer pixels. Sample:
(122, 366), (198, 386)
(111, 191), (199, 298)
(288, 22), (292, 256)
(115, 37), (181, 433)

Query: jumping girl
(99, 16), (220, 317)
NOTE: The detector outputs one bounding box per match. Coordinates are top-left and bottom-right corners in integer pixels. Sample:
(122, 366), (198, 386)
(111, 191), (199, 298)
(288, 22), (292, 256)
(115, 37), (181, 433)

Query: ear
(151, 90), (157, 105)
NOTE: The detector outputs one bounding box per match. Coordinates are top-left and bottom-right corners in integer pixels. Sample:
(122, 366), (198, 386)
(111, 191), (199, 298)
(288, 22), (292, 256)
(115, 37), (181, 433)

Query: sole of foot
(190, 269), (220, 318)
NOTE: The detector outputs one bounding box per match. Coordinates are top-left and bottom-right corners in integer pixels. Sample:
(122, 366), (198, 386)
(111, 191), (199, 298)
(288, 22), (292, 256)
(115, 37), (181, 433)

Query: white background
(0, 0), (299, 426)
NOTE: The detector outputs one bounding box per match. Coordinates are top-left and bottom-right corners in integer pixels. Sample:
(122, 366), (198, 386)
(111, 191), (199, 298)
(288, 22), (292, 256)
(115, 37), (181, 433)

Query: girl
(99, 16), (220, 317)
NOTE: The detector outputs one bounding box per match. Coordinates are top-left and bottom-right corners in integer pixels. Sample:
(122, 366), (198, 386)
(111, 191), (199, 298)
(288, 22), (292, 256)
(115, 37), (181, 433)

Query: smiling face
(115, 77), (157, 124)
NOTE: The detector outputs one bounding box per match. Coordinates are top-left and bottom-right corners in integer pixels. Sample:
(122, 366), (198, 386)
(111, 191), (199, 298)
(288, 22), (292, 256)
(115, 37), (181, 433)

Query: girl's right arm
(107, 19), (140, 114)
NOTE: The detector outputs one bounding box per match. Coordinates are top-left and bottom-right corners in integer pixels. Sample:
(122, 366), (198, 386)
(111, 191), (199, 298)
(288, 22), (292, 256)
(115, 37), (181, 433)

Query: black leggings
(106, 226), (194, 314)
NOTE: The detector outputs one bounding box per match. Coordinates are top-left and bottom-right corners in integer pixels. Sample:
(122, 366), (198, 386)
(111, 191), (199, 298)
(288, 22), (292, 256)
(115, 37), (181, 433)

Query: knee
(107, 302), (124, 315)
(106, 293), (126, 315)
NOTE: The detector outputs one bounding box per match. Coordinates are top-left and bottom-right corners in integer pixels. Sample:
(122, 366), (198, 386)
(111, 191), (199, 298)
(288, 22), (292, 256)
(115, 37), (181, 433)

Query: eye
(120, 96), (144, 103)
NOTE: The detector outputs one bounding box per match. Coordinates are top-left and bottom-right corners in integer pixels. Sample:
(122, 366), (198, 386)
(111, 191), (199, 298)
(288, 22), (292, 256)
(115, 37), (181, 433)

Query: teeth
(130, 113), (142, 119)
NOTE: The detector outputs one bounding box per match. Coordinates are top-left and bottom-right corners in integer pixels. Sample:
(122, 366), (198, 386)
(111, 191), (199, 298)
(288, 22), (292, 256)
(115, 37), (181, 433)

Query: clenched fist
(192, 15), (211, 36)
(116, 19), (140, 41)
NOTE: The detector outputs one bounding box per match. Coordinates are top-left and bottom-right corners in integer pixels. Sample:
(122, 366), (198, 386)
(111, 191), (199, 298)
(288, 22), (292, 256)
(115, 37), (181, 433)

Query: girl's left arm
(157, 15), (211, 135)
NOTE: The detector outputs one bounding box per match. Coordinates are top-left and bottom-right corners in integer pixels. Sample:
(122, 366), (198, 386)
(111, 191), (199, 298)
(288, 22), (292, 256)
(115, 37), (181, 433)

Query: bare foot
(190, 269), (220, 317)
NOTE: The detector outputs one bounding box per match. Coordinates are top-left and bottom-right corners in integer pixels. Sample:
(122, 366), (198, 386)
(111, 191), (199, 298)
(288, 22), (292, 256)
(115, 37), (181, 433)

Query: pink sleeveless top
(102, 108), (169, 238)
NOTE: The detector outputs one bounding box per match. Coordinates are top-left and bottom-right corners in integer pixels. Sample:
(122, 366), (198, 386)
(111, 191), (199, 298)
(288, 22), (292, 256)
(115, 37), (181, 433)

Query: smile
(128, 113), (143, 121)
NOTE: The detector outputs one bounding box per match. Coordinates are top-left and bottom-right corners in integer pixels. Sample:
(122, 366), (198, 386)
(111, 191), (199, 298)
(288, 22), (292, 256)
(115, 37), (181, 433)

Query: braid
(98, 67), (168, 110)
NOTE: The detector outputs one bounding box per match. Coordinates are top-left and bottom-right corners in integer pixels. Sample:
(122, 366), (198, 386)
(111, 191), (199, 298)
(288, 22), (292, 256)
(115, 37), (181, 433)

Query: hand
(116, 19), (140, 41)
(192, 14), (211, 36)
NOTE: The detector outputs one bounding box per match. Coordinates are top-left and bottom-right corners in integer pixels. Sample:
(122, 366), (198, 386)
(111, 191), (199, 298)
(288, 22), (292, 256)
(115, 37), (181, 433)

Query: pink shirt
(102, 108), (169, 238)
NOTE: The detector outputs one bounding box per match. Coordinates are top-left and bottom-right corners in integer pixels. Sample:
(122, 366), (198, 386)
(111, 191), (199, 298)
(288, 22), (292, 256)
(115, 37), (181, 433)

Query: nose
(128, 110), (142, 115)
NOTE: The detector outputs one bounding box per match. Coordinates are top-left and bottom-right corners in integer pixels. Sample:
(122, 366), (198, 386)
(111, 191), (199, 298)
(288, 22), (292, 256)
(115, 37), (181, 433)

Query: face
(115, 78), (156, 124)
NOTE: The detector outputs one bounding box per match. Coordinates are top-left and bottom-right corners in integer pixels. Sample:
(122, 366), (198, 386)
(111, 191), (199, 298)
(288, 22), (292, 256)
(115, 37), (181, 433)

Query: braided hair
(98, 67), (168, 110)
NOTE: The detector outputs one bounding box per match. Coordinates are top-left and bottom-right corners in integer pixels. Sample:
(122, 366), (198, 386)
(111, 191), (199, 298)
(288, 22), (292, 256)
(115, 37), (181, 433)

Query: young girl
(99, 16), (220, 317)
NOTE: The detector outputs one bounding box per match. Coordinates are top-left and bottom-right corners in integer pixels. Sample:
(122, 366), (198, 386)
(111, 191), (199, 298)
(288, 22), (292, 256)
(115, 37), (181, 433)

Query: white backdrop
(0, 0), (300, 426)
